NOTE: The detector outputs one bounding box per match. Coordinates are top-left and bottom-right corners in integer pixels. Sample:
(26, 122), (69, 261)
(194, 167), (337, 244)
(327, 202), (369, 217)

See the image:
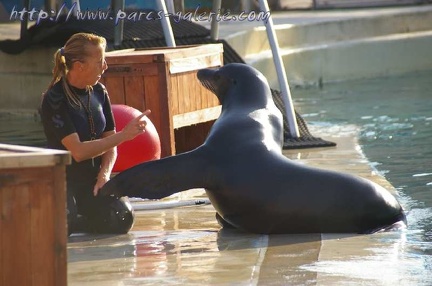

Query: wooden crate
(101, 44), (223, 157)
(0, 144), (70, 286)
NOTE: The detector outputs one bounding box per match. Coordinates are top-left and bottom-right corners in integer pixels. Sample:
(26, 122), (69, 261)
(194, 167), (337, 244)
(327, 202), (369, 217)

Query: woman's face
(80, 44), (108, 86)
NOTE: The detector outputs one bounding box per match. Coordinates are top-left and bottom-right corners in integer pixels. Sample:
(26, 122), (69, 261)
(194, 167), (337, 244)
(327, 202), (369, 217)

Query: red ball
(111, 104), (161, 172)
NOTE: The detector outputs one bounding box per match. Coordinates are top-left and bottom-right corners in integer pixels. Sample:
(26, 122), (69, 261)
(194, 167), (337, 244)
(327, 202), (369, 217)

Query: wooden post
(0, 144), (70, 286)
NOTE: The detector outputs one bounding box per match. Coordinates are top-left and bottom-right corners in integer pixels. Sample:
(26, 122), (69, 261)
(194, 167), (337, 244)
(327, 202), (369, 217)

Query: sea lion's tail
(363, 209), (407, 234)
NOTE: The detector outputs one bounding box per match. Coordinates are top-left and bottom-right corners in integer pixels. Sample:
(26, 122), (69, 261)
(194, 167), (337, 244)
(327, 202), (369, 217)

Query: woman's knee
(89, 196), (135, 234)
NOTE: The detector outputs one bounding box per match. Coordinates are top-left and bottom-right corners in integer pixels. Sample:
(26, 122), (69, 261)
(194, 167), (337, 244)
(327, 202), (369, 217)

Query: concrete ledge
(228, 8), (432, 57)
(0, 46), (56, 109)
(250, 30), (432, 87)
(222, 6), (432, 86)
(0, 47), (56, 73)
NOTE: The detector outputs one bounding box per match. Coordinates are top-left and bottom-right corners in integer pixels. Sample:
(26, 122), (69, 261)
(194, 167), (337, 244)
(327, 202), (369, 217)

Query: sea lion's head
(197, 63), (271, 107)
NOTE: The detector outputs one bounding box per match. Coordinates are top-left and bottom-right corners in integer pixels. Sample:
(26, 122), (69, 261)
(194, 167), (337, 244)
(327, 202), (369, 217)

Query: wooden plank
(143, 75), (163, 133)
(170, 73), (180, 115)
(173, 106), (221, 129)
(192, 72), (204, 110)
(0, 143), (67, 154)
(189, 73), (197, 112)
(124, 76), (145, 111)
(104, 77), (126, 105)
(0, 153), (69, 169)
(179, 73), (190, 114)
(174, 127), (186, 153)
(105, 51), (155, 65)
(177, 73), (189, 113)
(30, 167), (55, 286)
(164, 44), (224, 62)
(174, 121), (215, 153)
(1, 169), (32, 286)
(144, 70), (175, 157)
(156, 64), (175, 157)
(184, 124), (202, 153)
(168, 52), (222, 74)
(210, 86), (220, 107)
(200, 79), (212, 109)
(186, 72), (197, 112)
(105, 44), (223, 66)
(52, 166), (67, 286)
(205, 52), (222, 107)
(104, 63), (158, 77)
(0, 144), (70, 169)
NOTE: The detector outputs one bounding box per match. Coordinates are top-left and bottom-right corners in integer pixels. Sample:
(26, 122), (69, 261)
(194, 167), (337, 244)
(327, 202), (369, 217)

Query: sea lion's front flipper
(100, 147), (211, 199)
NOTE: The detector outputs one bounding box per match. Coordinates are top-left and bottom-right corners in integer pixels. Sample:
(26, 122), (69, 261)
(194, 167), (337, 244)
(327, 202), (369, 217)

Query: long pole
(156, 0), (177, 47)
(210, 0), (222, 41)
(257, 0), (299, 138)
(165, 0), (175, 14)
(112, 0), (124, 47)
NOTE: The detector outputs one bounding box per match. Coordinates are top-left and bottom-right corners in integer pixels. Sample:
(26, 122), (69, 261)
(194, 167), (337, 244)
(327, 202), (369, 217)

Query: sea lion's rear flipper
(215, 212), (236, 229)
(100, 147), (210, 199)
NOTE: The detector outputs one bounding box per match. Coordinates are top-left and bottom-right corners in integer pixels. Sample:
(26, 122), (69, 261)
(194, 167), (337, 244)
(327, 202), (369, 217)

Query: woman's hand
(92, 109), (151, 196)
(93, 172), (110, 196)
(120, 109), (152, 141)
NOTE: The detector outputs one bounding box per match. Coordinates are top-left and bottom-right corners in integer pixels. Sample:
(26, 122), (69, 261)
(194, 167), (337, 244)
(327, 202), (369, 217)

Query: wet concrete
(67, 134), (413, 285)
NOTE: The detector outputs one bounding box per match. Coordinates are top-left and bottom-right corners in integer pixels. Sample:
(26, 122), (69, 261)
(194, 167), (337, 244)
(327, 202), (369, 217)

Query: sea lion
(101, 63), (406, 234)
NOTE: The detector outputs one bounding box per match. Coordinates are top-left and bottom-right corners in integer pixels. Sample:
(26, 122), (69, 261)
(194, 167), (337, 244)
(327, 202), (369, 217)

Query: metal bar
(20, 0), (31, 40)
(165, 0), (176, 14)
(132, 198), (211, 211)
(210, 0), (222, 41)
(156, 0), (176, 47)
(257, 0), (300, 138)
(240, 0), (252, 11)
(174, 0), (185, 13)
(112, 0), (125, 47)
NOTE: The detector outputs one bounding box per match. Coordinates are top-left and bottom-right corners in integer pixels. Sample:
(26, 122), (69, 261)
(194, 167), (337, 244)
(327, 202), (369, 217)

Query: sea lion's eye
(231, 79), (237, 85)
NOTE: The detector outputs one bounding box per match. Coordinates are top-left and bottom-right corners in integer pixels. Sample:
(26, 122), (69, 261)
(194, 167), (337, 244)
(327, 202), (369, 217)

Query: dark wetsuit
(40, 80), (134, 234)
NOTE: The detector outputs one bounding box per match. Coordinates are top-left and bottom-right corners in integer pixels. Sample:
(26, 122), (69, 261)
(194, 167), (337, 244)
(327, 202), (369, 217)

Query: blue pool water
(294, 69), (432, 259)
(291, 70), (432, 284)
(294, 70), (432, 209)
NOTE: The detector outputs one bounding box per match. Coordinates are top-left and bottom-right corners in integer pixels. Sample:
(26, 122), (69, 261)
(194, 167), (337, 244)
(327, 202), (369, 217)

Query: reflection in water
(67, 229), (220, 284)
(295, 70), (432, 284)
(67, 214), (432, 285)
(301, 232), (425, 285)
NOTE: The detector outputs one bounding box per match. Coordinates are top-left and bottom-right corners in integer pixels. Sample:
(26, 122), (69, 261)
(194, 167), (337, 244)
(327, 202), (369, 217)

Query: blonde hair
(45, 32), (107, 107)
